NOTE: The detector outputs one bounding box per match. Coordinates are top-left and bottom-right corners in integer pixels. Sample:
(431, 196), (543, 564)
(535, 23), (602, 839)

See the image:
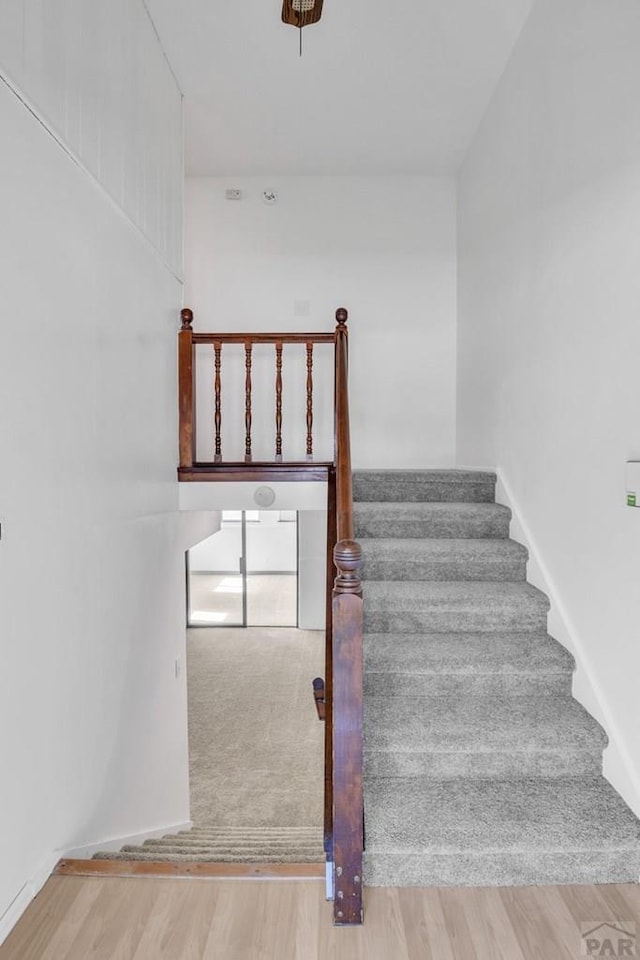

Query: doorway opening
(186, 510), (298, 628)
(183, 507), (325, 859)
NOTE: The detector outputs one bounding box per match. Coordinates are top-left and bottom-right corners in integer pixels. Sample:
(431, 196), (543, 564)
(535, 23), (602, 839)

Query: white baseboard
(0, 819), (192, 945)
(496, 468), (640, 819)
(0, 885), (34, 947)
(0, 851), (59, 946)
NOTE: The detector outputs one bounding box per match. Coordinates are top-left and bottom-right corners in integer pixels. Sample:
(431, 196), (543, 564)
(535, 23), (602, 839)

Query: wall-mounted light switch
(626, 461), (640, 506)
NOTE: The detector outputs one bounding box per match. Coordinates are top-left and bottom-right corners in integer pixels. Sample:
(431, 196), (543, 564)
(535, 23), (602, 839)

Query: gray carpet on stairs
(356, 468), (640, 887)
(94, 468), (640, 882)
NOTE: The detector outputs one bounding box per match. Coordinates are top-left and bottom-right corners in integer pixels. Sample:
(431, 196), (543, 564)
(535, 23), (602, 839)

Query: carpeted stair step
(353, 469), (496, 503)
(175, 828), (321, 838)
(361, 538), (528, 582)
(364, 581), (550, 634)
(131, 842), (322, 856)
(94, 849), (324, 863)
(354, 502), (511, 540)
(364, 694), (606, 778)
(363, 775), (640, 886)
(364, 632), (575, 698)
(139, 836), (321, 850)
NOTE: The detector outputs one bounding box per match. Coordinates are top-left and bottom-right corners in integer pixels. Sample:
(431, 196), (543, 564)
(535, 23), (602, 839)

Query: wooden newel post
(178, 308), (196, 470)
(332, 537), (364, 926)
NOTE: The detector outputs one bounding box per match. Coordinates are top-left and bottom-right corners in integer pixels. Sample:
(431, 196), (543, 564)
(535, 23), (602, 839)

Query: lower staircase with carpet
(94, 827), (324, 864)
(355, 469), (640, 887)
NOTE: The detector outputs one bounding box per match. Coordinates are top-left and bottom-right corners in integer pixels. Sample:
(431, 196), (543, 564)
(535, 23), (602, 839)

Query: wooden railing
(178, 308), (335, 481)
(177, 307), (364, 925)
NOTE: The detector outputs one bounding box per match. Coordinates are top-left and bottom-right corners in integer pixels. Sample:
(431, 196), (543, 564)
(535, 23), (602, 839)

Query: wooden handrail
(329, 308), (364, 925)
(191, 331), (335, 345)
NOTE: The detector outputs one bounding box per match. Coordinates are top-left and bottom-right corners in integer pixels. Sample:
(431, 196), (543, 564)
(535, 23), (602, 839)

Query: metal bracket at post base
(325, 860), (334, 901)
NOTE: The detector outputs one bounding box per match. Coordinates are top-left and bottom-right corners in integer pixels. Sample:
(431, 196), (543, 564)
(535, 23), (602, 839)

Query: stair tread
(353, 469), (497, 485)
(137, 837), (322, 853)
(364, 776), (640, 852)
(365, 632), (574, 675)
(364, 695), (606, 753)
(94, 850), (324, 862)
(355, 502), (509, 520)
(355, 501), (511, 539)
(175, 828), (321, 835)
(361, 538), (527, 559)
(361, 538), (528, 580)
(365, 580), (549, 609)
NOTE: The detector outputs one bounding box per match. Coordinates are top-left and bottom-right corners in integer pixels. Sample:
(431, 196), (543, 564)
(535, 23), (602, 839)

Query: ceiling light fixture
(282, 0), (323, 57)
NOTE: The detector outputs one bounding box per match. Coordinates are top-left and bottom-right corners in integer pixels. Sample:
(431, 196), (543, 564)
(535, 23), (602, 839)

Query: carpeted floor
(187, 627), (324, 830)
(93, 625), (326, 864)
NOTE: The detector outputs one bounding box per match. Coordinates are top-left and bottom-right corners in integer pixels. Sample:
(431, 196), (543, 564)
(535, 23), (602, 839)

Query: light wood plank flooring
(2, 878), (640, 959)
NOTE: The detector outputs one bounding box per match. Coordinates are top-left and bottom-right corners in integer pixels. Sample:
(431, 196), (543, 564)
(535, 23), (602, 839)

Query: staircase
(355, 469), (640, 886)
(94, 827), (324, 864)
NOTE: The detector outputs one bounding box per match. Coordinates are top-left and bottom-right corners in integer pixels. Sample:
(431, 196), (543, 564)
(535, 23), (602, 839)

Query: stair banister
(177, 306), (364, 924)
(178, 308), (196, 470)
(330, 307), (364, 925)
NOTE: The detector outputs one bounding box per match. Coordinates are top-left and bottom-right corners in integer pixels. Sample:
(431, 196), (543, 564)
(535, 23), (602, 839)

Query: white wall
(0, 0), (183, 276)
(0, 16), (192, 937)
(185, 176), (457, 468)
(189, 514), (297, 573)
(457, 0), (640, 811)
(298, 511), (328, 631)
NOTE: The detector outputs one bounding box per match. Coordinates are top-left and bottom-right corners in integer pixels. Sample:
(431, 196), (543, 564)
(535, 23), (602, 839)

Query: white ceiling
(145, 0), (533, 176)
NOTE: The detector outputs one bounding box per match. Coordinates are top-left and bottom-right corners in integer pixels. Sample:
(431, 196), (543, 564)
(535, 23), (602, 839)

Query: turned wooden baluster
(213, 341), (222, 462)
(244, 342), (253, 462)
(275, 341), (283, 461)
(306, 341), (314, 460)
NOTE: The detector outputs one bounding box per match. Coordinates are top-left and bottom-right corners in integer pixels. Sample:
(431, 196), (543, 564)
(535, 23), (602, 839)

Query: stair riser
(362, 558), (527, 582)
(363, 850), (640, 887)
(355, 517), (510, 539)
(364, 608), (549, 634)
(364, 750), (603, 779)
(353, 480), (496, 503)
(364, 672), (573, 699)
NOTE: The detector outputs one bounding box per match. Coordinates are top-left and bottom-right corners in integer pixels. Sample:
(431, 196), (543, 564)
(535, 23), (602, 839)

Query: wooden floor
(2, 876), (639, 959)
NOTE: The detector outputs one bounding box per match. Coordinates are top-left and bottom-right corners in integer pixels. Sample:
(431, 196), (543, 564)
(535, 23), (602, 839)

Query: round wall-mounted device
(254, 485), (276, 507)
